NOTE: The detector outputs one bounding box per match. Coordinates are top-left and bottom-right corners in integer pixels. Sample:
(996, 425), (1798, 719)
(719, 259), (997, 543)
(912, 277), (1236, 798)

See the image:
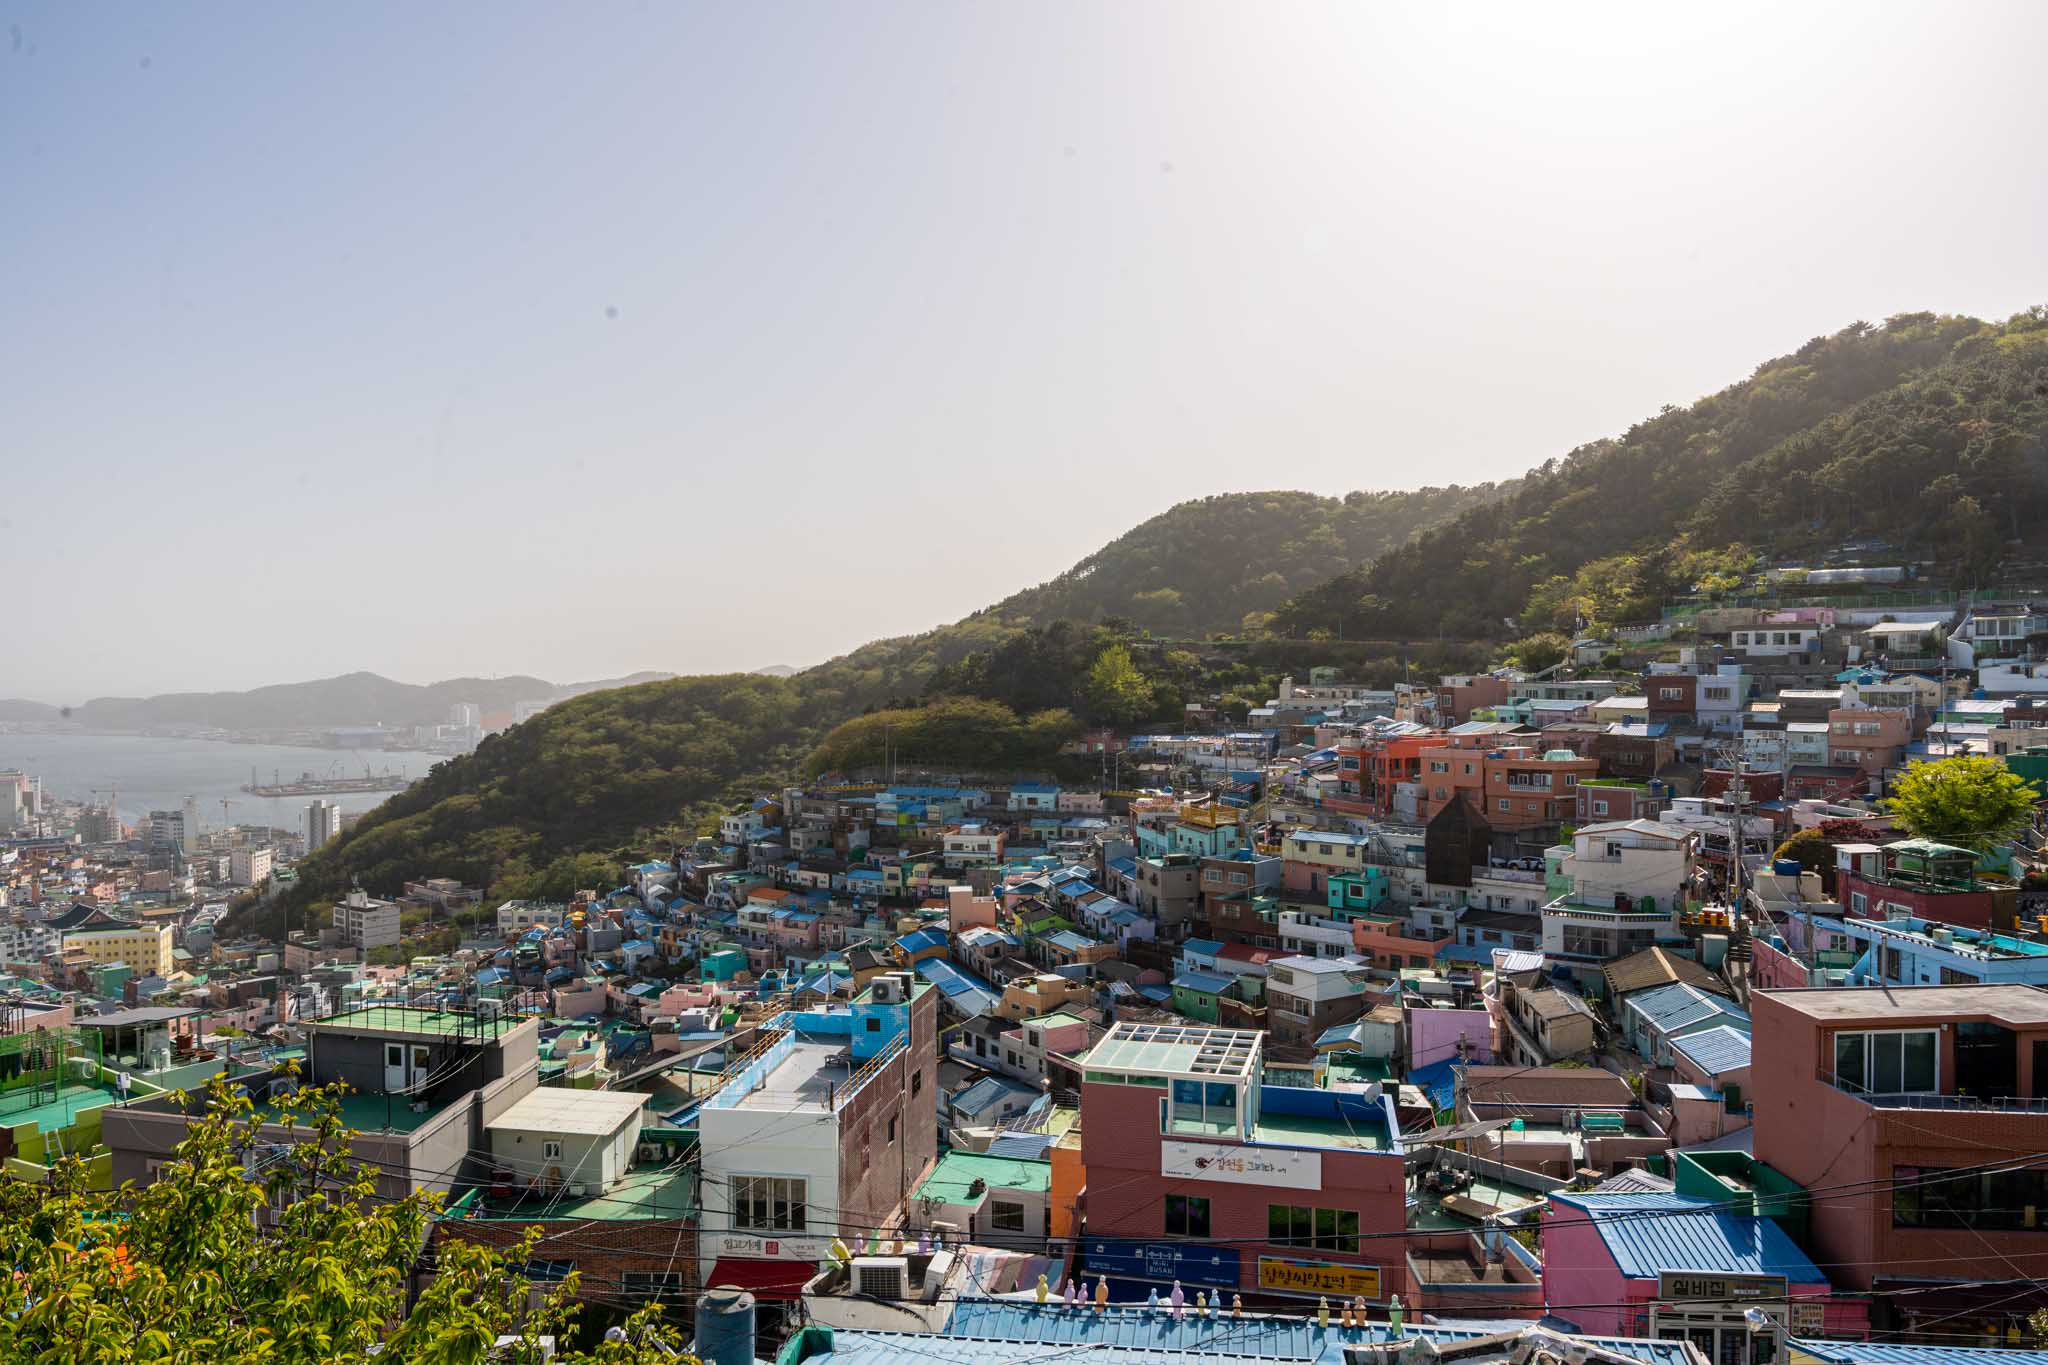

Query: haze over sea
(0, 732), (437, 830)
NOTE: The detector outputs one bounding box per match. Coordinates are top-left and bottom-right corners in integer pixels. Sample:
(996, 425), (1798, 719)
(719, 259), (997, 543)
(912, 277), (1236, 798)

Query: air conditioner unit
(870, 977), (900, 1004)
(638, 1142), (661, 1163)
(852, 1256), (911, 1300)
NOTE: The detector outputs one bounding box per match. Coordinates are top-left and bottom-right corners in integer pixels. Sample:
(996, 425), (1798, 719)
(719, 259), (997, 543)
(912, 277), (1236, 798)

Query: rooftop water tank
(695, 1287), (757, 1365)
(1774, 859), (1804, 877)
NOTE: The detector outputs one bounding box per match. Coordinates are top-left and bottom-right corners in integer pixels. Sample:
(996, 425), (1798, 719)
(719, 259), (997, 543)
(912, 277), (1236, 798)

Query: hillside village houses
(15, 583), (2048, 1356)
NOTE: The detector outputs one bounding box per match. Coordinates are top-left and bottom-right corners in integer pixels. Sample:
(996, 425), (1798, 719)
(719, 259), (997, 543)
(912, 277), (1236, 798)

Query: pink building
(1750, 984), (2048, 1334)
(655, 981), (722, 1017)
(1542, 1192), (1865, 1346)
(1405, 1005), (1494, 1073)
(1077, 1022), (1409, 1305)
(946, 885), (999, 933)
(550, 977), (608, 1017)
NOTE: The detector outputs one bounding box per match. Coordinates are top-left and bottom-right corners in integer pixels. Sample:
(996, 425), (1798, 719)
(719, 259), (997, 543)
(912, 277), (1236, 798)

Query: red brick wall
(835, 989), (940, 1236)
(434, 1217), (696, 1301)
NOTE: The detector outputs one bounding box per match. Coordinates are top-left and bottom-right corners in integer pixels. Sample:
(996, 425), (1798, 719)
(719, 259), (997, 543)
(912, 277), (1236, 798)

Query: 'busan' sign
(1086, 1239), (1242, 1289)
(1160, 1140), (1322, 1189)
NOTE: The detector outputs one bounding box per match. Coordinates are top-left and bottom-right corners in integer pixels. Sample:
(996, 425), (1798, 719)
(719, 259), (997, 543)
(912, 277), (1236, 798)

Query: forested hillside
(244, 309), (2048, 935)
(987, 486), (1506, 636)
(1275, 310), (2048, 639)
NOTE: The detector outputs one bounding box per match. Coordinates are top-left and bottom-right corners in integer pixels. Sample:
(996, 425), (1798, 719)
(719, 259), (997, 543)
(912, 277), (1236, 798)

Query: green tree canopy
(1082, 644), (1155, 727)
(1883, 755), (2040, 851)
(0, 1077), (692, 1364)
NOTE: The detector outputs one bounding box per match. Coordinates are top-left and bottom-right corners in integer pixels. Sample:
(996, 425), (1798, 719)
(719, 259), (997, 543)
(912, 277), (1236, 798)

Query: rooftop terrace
(461, 1161), (694, 1222)
(1252, 1110), (1387, 1152)
(0, 1079), (122, 1134)
(1082, 1023), (1262, 1080)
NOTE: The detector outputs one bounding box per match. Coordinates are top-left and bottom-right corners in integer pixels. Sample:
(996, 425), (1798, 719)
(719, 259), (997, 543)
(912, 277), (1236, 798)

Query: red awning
(703, 1258), (817, 1301)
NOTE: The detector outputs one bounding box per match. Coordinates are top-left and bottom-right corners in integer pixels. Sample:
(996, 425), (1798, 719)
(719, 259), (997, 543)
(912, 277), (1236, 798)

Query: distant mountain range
(0, 670), (676, 733)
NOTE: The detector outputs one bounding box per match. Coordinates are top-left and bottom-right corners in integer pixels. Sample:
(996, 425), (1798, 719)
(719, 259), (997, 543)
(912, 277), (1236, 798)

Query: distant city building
(230, 846), (274, 887)
(146, 809), (189, 855)
(303, 799), (342, 852)
(448, 702), (481, 729)
(334, 887), (401, 950)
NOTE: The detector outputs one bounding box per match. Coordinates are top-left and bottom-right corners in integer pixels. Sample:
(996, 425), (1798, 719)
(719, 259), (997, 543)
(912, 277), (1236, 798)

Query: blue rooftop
(837, 1301), (1711, 1365)
(986, 1131), (1058, 1160)
(897, 928), (947, 954)
(1045, 930), (1095, 952)
(1624, 982), (1750, 1035)
(951, 1074), (1037, 1116)
(1180, 938), (1225, 958)
(1548, 1193), (1827, 1284)
(1789, 1343), (2048, 1365)
(1669, 1024), (1752, 1077)
(1172, 970), (1232, 995)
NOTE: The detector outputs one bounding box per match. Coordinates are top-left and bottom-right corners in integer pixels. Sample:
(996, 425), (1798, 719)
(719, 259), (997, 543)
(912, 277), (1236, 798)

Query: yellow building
(64, 923), (175, 977)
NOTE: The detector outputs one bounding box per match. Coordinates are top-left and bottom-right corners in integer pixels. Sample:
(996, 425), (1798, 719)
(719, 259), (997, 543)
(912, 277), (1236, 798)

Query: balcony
(1816, 1068), (2048, 1113)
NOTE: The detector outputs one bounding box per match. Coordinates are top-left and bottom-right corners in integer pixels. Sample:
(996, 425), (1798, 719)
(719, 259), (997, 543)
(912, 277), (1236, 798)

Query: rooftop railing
(1816, 1068), (2048, 1112)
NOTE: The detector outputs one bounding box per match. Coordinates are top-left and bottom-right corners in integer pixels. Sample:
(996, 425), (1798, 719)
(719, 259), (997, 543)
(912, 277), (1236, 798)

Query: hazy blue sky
(6, 1), (2046, 701)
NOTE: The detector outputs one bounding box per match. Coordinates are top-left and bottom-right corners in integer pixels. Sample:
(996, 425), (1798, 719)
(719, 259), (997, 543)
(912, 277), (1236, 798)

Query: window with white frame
(732, 1175), (808, 1232)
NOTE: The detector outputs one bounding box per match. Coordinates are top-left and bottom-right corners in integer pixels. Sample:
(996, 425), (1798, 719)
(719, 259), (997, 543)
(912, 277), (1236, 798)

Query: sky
(5, 1), (2047, 701)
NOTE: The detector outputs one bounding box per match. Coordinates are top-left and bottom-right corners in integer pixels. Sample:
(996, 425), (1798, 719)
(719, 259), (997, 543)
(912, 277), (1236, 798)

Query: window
(866, 1017), (882, 1032)
(990, 1200), (1026, 1232)
(1851, 892), (1869, 914)
(1165, 1194), (1210, 1237)
(623, 1271), (686, 1300)
(1269, 1203), (1312, 1246)
(733, 1175), (808, 1232)
(1268, 1203), (1355, 1251)
(1498, 800), (1510, 812)
(1896, 1165), (2048, 1230)
(1593, 800), (1610, 816)
(543, 1140), (563, 1162)
(1833, 1030), (1938, 1096)
(887, 1115), (898, 1143)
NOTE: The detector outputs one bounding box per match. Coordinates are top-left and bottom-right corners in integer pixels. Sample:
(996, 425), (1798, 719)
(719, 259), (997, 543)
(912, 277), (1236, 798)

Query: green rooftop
(1253, 1111), (1387, 1152)
(0, 1080), (122, 1134)
(464, 1161), (695, 1222)
(914, 1149), (1051, 1205)
(246, 1091), (448, 1135)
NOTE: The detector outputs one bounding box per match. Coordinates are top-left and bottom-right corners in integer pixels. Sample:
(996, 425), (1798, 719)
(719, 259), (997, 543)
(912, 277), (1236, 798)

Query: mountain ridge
(3, 670), (678, 733)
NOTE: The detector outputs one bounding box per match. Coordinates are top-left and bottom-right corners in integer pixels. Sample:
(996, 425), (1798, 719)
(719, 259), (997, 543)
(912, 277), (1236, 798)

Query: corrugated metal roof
(986, 1131), (1057, 1159)
(1624, 982), (1750, 1034)
(1789, 1342), (2048, 1365)
(1549, 1193), (1825, 1283)
(1669, 1023), (1753, 1077)
(941, 1301), (1324, 1359)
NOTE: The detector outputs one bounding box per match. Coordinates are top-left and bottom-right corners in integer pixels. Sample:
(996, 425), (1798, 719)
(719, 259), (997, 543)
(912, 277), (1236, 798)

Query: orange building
(1416, 740), (1597, 835)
